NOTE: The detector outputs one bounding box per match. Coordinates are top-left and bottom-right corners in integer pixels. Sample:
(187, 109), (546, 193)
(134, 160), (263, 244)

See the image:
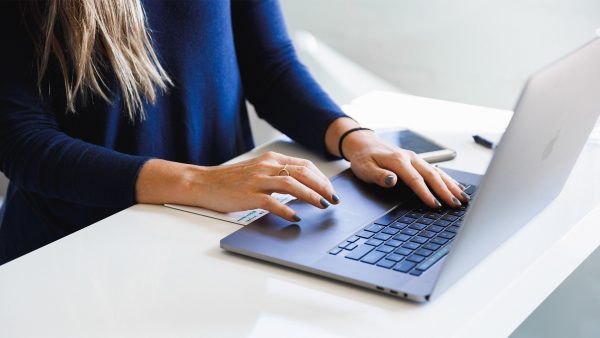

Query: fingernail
(320, 197), (331, 208)
(452, 196), (462, 207)
(332, 194), (340, 204)
(459, 184), (466, 191)
(385, 175), (395, 186)
(291, 215), (302, 222)
(434, 199), (442, 208)
(460, 191), (471, 200)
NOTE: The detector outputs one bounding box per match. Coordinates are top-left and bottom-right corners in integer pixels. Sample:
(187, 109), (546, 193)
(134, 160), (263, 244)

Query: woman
(0, 0), (468, 265)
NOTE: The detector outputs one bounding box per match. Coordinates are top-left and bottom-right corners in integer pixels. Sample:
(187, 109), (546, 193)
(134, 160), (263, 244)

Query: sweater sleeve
(231, 0), (349, 156)
(0, 3), (151, 208)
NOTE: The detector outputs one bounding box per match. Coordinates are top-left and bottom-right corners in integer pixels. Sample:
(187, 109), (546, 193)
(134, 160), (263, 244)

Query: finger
(275, 155), (339, 203)
(279, 155), (330, 183)
(433, 164), (465, 190)
(436, 167), (470, 203)
(384, 157), (442, 208)
(412, 159), (462, 208)
(264, 176), (332, 209)
(255, 194), (300, 222)
(286, 165), (337, 205)
(356, 160), (398, 188)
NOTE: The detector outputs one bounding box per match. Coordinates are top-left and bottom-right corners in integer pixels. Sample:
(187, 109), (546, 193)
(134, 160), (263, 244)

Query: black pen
(472, 135), (497, 149)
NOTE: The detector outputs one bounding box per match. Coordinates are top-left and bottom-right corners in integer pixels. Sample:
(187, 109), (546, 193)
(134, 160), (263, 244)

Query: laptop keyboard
(328, 184), (476, 276)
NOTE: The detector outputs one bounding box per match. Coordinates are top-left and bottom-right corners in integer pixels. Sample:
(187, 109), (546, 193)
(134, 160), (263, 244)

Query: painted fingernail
(434, 199), (442, 208)
(452, 196), (462, 207)
(332, 194), (340, 204)
(320, 197), (331, 208)
(385, 175), (395, 186)
(460, 191), (471, 200)
(291, 215), (302, 222)
(459, 184), (466, 191)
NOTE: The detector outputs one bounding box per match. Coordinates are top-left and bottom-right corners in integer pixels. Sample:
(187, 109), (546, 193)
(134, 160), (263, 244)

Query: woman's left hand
(326, 118), (470, 209)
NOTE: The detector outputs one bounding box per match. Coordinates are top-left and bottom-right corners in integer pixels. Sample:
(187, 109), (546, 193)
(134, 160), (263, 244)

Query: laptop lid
(432, 38), (600, 298)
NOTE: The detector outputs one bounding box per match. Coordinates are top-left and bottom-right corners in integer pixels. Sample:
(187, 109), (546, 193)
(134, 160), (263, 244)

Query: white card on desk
(164, 193), (296, 226)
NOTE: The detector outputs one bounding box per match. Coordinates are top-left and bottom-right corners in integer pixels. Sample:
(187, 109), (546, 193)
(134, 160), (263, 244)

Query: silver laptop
(221, 38), (600, 302)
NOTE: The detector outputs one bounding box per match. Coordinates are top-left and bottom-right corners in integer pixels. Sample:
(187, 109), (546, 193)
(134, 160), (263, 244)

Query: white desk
(1, 91), (600, 338)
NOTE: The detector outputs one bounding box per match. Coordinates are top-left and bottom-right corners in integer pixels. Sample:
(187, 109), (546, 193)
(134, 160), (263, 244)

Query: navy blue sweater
(0, 0), (347, 264)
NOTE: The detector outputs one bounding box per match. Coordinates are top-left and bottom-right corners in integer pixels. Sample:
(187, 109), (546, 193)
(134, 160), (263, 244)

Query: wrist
(136, 159), (205, 205)
(324, 117), (362, 157)
(341, 129), (378, 162)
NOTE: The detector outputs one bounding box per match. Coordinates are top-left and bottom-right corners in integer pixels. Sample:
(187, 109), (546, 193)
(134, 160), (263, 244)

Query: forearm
(0, 121), (150, 208)
(135, 159), (204, 205)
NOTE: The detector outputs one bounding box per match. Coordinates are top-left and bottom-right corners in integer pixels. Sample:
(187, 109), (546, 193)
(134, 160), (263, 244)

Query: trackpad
(223, 169), (418, 264)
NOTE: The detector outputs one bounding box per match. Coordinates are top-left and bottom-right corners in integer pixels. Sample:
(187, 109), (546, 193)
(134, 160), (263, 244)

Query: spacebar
(415, 244), (451, 272)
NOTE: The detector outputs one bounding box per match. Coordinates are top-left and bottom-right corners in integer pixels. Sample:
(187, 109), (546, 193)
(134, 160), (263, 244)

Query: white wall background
(281, 0), (600, 109)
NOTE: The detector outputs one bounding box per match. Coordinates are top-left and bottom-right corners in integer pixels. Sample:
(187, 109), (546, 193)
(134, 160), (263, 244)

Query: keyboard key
(428, 212), (444, 219)
(338, 241), (350, 249)
(431, 237), (449, 245)
(376, 259), (397, 269)
(365, 224), (385, 233)
(386, 253), (404, 262)
(464, 185), (477, 195)
(329, 247), (342, 255)
(442, 215), (459, 222)
(345, 245), (374, 260)
(406, 254), (425, 263)
(401, 228), (418, 236)
(409, 269), (424, 276)
(374, 233), (392, 241)
(416, 245), (451, 272)
(418, 230), (436, 238)
(426, 225), (444, 233)
(390, 222), (409, 230)
(347, 235), (359, 243)
(356, 231), (374, 239)
(438, 231), (456, 239)
(407, 212), (424, 219)
(417, 218), (434, 225)
(411, 236), (428, 244)
(434, 220), (451, 227)
(346, 242), (358, 250)
(449, 210), (466, 216)
(395, 247), (413, 256)
(382, 227), (400, 235)
(398, 216), (417, 224)
(386, 239), (403, 247)
(374, 207), (407, 225)
(402, 242), (420, 250)
(373, 214), (396, 226)
(393, 233), (411, 242)
(376, 245), (395, 254)
(361, 251), (386, 264)
(447, 226), (460, 233)
(393, 261), (416, 273)
(365, 238), (384, 246)
(415, 248), (433, 257)
(423, 242), (441, 251)
(409, 223), (427, 231)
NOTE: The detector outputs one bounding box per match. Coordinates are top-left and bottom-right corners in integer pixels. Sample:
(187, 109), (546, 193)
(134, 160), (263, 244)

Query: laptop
(221, 38), (600, 302)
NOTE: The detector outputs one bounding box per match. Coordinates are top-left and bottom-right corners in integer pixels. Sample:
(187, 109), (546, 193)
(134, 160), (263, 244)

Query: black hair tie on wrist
(338, 127), (373, 161)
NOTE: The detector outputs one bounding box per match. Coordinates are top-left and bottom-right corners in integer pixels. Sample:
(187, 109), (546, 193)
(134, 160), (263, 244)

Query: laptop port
(375, 286), (384, 291)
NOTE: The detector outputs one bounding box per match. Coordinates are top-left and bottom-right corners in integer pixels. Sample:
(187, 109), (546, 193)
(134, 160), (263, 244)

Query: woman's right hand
(135, 151), (340, 222)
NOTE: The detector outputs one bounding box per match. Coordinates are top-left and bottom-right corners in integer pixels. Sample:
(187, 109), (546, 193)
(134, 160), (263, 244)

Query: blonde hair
(34, 0), (172, 120)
